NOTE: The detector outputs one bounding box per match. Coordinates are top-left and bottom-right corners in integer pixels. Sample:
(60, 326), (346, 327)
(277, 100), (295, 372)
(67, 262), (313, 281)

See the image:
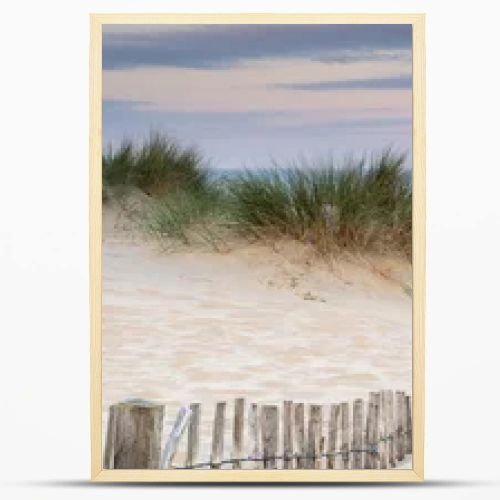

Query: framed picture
(90, 13), (425, 482)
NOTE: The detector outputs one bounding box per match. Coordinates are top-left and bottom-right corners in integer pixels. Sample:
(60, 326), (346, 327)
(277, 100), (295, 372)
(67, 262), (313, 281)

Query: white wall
(1, 1), (499, 499)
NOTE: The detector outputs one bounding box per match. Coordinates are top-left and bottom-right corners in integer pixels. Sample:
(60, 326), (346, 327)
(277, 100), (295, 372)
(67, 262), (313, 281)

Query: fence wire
(172, 434), (409, 469)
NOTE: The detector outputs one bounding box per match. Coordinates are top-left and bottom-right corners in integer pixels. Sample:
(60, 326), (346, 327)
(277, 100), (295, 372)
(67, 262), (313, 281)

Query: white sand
(102, 204), (412, 466)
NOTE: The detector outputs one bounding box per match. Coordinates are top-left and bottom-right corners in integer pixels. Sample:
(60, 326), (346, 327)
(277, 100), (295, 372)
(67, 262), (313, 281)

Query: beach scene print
(101, 24), (413, 470)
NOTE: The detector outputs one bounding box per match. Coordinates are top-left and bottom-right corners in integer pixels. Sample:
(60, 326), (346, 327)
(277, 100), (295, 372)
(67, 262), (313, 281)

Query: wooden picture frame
(90, 12), (425, 482)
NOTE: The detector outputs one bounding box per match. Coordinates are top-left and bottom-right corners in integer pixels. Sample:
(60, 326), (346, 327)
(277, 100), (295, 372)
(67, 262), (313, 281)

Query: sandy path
(102, 214), (412, 466)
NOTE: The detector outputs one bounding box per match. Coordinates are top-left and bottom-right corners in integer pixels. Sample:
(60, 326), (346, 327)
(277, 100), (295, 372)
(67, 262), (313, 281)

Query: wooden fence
(104, 390), (412, 470)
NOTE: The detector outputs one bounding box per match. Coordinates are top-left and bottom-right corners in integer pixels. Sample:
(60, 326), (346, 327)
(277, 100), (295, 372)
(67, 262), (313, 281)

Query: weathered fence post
(248, 403), (262, 469)
(401, 392), (408, 460)
(261, 405), (279, 469)
(232, 398), (245, 469)
(365, 395), (373, 469)
(395, 391), (405, 461)
(379, 390), (388, 468)
(405, 394), (413, 454)
(366, 392), (380, 469)
(294, 403), (305, 469)
(308, 405), (323, 469)
(161, 405), (192, 468)
(283, 401), (293, 469)
(341, 401), (350, 469)
(387, 390), (396, 467)
(103, 405), (116, 469)
(327, 404), (340, 469)
(382, 390), (395, 468)
(105, 400), (164, 469)
(186, 403), (200, 468)
(210, 402), (226, 469)
(352, 398), (364, 469)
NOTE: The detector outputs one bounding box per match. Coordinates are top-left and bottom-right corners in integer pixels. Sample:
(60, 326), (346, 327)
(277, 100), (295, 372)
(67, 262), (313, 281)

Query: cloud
(103, 61), (412, 115)
(273, 75), (412, 91)
(103, 99), (410, 140)
(315, 48), (411, 64)
(103, 24), (412, 69)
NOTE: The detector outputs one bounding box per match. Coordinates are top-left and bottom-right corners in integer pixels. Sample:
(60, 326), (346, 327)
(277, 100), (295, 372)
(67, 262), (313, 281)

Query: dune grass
(103, 133), (411, 257)
(228, 152), (412, 256)
(103, 132), (208, 197)
(145, 186), (233, 250)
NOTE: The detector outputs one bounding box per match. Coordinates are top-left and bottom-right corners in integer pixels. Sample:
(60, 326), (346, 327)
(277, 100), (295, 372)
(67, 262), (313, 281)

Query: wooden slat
(379, 390), (388, 468)
(405, 394), (413, 454)
(387, 390), (396, 467)
(232, 398), (245, 469)
(383, 390), (395, 468)
(308, 405), (323, 469)
(294, 403), (305, 469)
(341, 401), (350, 469)
(366, 392), (381, 470)
(248, 403), (262, 469)
(161, 405), (192, 468)
(111, 400), (164, 469)
(365, 395), (374, 469)
(401, 392), (408, 459)
(352, 398), (364, 469)
(103, 405), (115, 469)
(186, 403), (200, 468)
(371, 392), (381, 469)
(210, 402), (226, 469)
(283, 401), (293, 469)
(395, 391), (405, 461)
(261, 405), (279, 469)
(327, 404), (340, 469)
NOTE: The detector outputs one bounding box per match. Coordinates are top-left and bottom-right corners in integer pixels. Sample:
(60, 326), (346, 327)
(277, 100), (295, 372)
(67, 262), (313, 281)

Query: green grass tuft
(228, 151), (412, 256)
(145, 186), (232, 250)
(103, 132), (208, 197)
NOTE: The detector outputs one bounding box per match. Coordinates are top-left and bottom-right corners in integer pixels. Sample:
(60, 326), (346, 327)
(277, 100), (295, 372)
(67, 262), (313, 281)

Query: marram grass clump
(228, 151), (412, 256)
(103, 132), (208, 197)
(146, 186), (232, 250)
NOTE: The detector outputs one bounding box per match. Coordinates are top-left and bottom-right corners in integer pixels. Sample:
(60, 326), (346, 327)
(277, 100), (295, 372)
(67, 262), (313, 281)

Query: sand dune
(102, 203), (412, 466)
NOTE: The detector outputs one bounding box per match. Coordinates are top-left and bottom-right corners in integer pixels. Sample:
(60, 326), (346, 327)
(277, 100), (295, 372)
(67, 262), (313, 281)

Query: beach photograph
(9, 3), (500, 498)
(100, 22), (414, 471)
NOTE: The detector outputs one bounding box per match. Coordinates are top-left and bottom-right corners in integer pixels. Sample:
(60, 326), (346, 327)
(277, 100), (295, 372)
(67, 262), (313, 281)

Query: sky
(103, 24), (412, 169)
